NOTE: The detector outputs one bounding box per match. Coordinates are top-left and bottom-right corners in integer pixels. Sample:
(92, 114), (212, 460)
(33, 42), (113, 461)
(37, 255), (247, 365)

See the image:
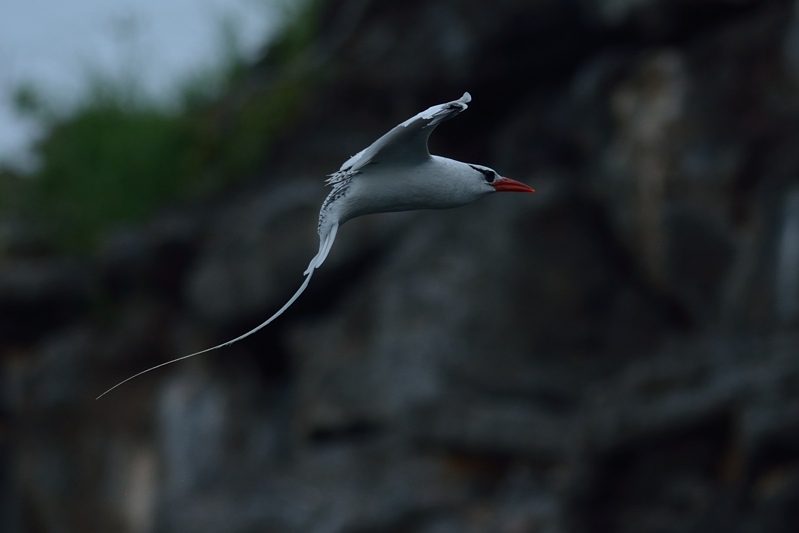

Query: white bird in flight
(98, 92), (534, 398)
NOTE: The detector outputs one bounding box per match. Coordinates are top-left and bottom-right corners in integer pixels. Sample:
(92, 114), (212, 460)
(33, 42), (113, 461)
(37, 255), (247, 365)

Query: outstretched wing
(330, 92), (472, 182)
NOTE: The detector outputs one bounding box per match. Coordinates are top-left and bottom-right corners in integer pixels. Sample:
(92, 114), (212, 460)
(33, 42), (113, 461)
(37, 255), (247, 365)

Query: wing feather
(336, 92), (471, 175)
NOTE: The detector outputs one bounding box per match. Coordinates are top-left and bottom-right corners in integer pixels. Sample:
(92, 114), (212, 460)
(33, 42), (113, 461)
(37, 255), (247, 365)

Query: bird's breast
(322, 157), (489, 227)
(345, 173), (470, 218)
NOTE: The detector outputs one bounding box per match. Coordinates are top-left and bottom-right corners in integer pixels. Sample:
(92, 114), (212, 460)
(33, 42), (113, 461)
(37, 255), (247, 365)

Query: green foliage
(12, 82), (49, 119)
(31, 101), (195, 249)
(0, 0), (321, 252)
(270, 0), (324, 65)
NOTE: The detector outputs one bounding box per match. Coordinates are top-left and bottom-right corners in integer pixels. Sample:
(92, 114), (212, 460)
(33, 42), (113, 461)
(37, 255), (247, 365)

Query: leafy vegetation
(0, 0), (322, 251)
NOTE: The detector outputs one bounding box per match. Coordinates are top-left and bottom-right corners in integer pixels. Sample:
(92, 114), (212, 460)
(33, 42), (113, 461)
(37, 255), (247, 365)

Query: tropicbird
(97, 92), (534, 398)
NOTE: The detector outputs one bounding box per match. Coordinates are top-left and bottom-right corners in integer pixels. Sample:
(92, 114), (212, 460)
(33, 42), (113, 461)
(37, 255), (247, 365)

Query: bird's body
(98, 92), (534, 398)
(323, 156), (492, 226)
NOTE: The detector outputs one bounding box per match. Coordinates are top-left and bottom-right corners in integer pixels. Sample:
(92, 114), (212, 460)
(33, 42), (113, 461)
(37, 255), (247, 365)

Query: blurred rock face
(5, 0), (799, 532)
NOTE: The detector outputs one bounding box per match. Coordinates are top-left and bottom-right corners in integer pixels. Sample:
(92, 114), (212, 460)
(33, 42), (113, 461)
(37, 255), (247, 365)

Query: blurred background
(3, 0), (799, 531)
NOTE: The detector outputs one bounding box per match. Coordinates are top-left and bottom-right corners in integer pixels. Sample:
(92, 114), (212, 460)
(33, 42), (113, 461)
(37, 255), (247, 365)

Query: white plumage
(98, 92), (534, 398)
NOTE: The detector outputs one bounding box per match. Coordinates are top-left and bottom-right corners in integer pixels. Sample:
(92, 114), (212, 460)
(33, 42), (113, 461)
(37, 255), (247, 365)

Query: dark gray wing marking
(330, 92), (472, 182)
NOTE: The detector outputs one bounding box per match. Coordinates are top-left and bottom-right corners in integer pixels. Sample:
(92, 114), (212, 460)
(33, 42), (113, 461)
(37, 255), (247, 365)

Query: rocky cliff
(5, 0), (799, 531)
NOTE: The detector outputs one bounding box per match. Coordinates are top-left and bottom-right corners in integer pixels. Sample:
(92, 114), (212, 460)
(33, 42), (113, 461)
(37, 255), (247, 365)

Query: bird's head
(467, 164), (535, 195)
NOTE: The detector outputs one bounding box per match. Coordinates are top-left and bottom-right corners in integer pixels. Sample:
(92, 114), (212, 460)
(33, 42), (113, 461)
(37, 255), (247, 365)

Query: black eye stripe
(470, 165), (495, 183)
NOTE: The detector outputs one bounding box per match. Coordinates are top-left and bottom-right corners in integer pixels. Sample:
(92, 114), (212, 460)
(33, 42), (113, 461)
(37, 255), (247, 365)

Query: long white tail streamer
(96, 223), (339, 399)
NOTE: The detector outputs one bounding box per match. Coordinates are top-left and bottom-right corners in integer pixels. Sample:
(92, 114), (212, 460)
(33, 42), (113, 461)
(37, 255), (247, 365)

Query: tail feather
(96, 223), (340, 400)
(304, 222), (338, 275)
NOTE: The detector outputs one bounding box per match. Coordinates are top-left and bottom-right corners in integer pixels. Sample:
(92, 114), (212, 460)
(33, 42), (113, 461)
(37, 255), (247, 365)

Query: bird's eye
(471, 165), (495, 183)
